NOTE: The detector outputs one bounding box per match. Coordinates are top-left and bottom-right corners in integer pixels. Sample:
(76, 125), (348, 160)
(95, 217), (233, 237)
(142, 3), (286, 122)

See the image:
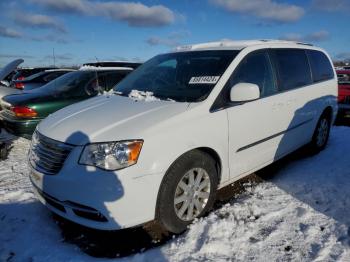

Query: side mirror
(230, 83), (260, 102)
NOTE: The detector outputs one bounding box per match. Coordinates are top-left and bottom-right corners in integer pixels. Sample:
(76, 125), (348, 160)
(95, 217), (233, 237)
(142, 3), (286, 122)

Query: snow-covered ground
(1, 126), (350, 261)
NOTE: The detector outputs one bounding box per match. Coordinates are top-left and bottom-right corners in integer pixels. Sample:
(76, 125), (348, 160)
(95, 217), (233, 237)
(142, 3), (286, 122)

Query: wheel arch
(195, 147), (222, 184)
(155, 147), (222, 219)
(322, 106), (333, 119)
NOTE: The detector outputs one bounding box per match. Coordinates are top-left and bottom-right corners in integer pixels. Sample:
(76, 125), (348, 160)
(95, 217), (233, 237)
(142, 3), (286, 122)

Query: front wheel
(309, 112), (331, 153)
(156, 150), (218, 234)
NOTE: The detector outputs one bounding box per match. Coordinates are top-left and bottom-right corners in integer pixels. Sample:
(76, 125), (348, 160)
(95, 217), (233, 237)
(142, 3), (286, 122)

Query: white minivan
(28, 40), (337, 233)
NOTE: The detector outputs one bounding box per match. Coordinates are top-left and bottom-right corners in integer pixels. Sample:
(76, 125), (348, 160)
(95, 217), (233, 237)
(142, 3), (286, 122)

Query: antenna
(94, 56), (101, 94)
(53, 48), (56, 67)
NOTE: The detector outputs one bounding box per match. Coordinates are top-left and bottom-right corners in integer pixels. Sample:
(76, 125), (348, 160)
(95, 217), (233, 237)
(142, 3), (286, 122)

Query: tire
(156, 150), (219, 234)
(309, 111), (331, 153)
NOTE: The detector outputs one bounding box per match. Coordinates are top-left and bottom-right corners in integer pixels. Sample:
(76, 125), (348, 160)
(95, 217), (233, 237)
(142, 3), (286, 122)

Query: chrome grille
(29, 131), (74, 175)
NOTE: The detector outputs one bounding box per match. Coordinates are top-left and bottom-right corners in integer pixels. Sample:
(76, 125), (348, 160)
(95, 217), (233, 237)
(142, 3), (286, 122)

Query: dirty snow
(0, 126), (350, 261)
(78, 65), (133, 71)
(128, 90), (160, 102)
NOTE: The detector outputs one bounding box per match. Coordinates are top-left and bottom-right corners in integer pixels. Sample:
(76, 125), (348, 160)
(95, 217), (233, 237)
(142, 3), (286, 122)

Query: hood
(0, 59), (24, 81)
(37, 94), (190, 145)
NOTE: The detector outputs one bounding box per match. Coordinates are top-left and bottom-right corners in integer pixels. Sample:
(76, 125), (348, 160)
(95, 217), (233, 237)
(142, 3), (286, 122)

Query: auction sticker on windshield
(189, 76), (220, 84)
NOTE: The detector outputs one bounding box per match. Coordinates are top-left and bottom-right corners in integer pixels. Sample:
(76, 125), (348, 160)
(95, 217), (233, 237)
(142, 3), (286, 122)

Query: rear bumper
(0, 115), (40, 138)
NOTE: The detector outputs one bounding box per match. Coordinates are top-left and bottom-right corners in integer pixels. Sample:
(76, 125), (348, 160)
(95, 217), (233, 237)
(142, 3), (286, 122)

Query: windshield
(337, 73), (350, 85)
(31, 71), (95, 95)
(114, 50), (238, 102)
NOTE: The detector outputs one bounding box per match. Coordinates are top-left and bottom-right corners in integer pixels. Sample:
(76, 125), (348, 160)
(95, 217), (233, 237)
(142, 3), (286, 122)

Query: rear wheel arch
(309, 106), (332, 153)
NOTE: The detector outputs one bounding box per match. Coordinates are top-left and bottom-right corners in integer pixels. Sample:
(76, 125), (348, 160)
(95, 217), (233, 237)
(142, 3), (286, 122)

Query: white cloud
(280, 30), (330, 43)
(0, 26), (22, 38)
(0, 54), (34, 59)
(30, 34), (69, 44)
(12, 13), (66, 33)
(146, 36), (179, 47)
(210, 0), (304, 23)
(30, 0), (175, 27)
(312, 0), (350, 11)
(146, 30), (190, 47)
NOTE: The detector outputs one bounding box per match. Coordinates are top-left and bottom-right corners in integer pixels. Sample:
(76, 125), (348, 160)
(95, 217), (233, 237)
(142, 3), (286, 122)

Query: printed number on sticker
(189, 76), (220, 84)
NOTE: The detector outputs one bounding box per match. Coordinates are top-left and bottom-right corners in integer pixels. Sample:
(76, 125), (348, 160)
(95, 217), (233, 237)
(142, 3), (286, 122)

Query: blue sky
(0, 0), (349, 67)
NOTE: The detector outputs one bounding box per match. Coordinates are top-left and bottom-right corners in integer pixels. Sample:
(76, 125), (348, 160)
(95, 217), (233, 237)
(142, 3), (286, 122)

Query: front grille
(29, 131), (74, 175)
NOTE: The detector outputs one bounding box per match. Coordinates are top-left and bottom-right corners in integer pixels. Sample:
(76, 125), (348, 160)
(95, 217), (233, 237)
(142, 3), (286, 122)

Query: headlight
(79, 140), (143, 171)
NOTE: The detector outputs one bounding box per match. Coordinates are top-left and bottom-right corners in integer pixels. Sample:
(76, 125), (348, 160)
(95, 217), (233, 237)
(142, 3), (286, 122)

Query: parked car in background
(27, 40), (337, 234)
(0, 66), (133, 138)
(336, 69), (350, 117)
(11, 67), (57, 81)
(83, 61), (142, 69)
(11, 69), (75, 90)
(0, 69), (76, 102)
(0, 59), (24, 87)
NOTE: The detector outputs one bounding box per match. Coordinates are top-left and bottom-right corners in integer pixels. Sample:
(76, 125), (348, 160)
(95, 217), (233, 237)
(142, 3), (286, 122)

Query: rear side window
(273, 49), (312, 91)
(307, 50), (334, 82)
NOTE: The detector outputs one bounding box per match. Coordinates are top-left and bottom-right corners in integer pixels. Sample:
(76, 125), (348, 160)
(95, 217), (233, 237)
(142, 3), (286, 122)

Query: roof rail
(295, 42), (313, 46)
(259, 39), (313, 46)
(175, 39), (314, 52)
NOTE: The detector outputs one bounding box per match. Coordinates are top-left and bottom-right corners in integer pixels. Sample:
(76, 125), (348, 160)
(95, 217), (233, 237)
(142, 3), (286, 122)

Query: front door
(224, 50), (296, 178)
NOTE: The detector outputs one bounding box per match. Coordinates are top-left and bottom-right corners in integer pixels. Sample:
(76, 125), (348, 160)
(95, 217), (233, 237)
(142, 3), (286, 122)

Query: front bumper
(29, 146), (164, 230)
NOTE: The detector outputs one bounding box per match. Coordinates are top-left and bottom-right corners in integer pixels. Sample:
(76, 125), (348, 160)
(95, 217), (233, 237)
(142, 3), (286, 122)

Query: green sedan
(0, 68), (132, 139)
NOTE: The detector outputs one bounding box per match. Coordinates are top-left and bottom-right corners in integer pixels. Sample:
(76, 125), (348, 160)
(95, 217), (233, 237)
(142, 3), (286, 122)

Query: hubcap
(174, 168), (211, 221)
(316, 118), (329, 147)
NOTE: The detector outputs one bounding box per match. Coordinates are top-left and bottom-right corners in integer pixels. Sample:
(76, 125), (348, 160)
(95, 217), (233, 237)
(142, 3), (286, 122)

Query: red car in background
(337, 69), (350, 118)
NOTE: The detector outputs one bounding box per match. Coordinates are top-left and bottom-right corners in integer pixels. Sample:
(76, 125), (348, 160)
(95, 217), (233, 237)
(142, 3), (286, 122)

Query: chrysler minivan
(28, 40), (337, 233)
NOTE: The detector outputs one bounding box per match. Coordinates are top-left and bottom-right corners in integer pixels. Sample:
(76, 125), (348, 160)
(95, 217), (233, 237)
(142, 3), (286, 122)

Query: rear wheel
(309, 112), (331, 153)
(156, 150), (218, 233)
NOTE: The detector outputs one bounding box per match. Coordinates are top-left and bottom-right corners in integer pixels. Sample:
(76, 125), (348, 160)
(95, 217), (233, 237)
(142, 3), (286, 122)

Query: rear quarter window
(306, 50), (334, 83)
(273, 49), (312, 92)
